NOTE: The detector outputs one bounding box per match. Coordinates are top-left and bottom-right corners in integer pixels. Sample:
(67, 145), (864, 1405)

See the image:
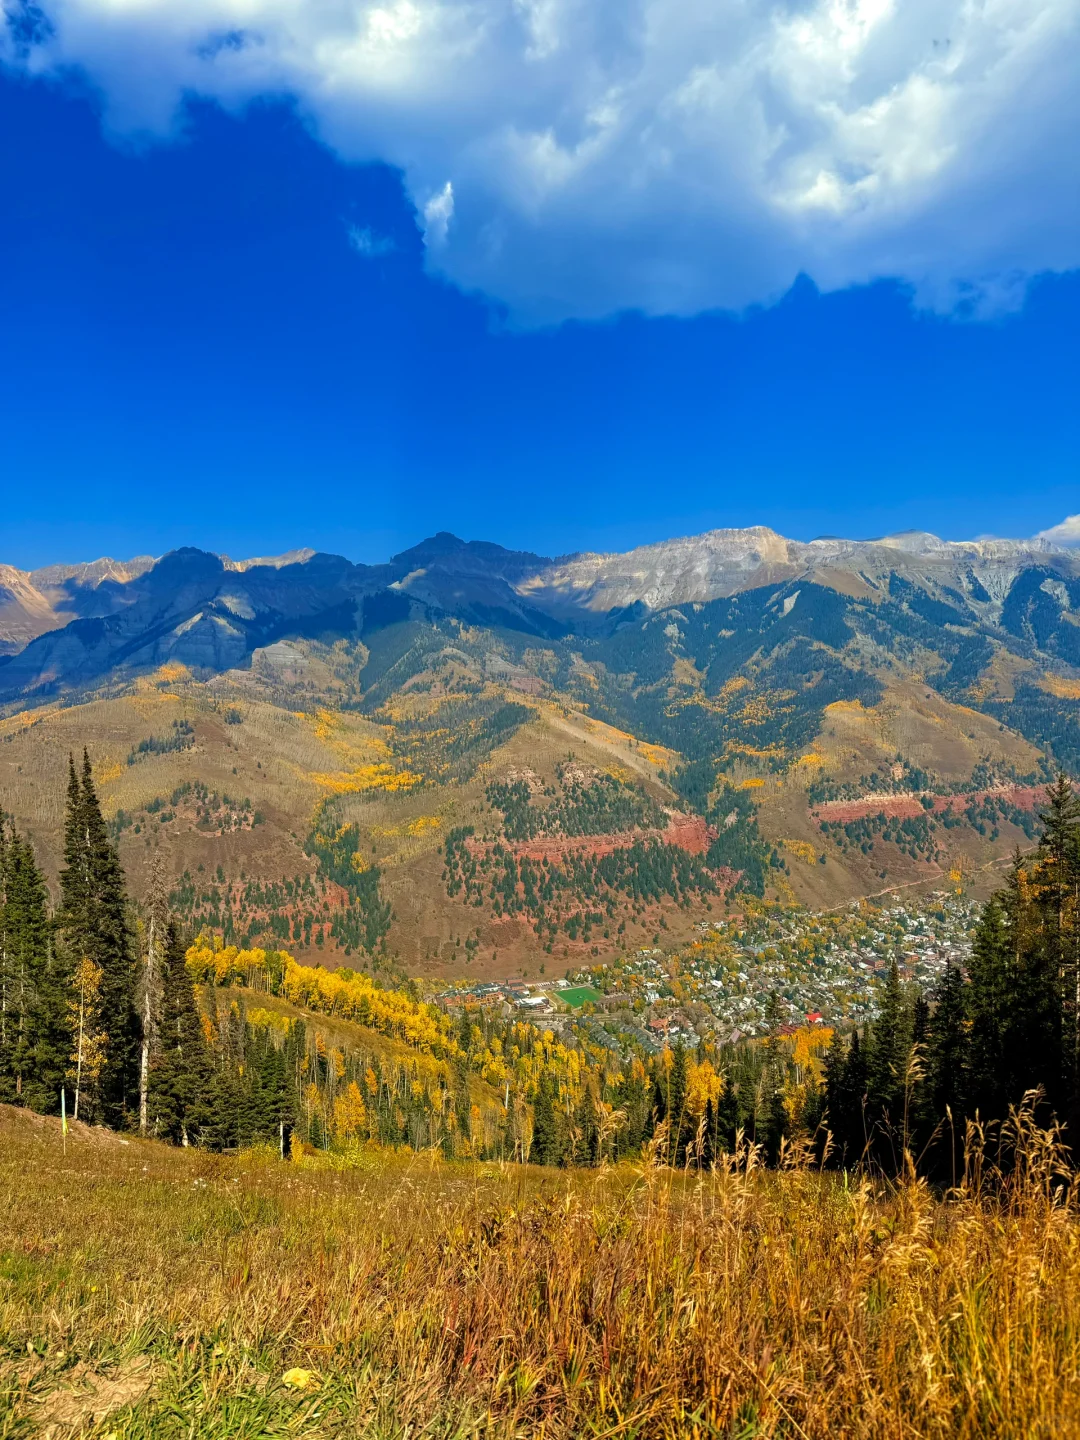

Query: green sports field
(556, 985), (604, 1009)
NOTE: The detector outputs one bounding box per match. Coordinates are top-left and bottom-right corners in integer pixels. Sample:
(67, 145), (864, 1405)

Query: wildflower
(282, 1367), (318, 1391)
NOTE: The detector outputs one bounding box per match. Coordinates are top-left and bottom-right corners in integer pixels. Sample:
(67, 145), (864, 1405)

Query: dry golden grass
(2, 1103), (1080, 1438)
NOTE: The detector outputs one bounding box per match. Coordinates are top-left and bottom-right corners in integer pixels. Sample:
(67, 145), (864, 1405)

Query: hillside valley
(1, 523), (1078, 985)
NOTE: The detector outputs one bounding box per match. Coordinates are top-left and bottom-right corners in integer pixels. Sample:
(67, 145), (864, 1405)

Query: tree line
(0, 753), (206, 1136)
(824, 775), (1080, 1174)
(3, 755), (1080, 1174)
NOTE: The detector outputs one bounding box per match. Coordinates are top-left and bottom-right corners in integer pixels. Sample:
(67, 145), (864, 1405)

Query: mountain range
(2, 525), (1079, 688)
(0, 522), (1078, 982)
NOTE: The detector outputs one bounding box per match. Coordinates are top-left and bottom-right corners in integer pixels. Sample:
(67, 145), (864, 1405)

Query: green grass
(554, 985), (604, 1009)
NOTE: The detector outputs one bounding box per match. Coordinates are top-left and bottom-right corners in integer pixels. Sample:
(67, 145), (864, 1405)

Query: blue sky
(2, 2), (1079, 568)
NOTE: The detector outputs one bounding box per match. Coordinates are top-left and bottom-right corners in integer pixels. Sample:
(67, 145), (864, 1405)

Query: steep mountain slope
(521, 528), (1076, 616)
(0, 550), (321, 659)
(0, 554), (155, 655)
(4, 525), (1079, 698)
(0, 523), (1078, 983)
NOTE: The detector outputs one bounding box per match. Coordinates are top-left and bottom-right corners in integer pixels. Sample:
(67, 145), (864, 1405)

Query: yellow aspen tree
(68, 957), (107, 1122)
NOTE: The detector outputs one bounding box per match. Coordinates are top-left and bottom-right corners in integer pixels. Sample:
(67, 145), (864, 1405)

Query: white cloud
(6, 0), (1080, 323)
(1038, 515), (1080, 548)
(422, 181), (454, 248)
(348, 224), (395, 257)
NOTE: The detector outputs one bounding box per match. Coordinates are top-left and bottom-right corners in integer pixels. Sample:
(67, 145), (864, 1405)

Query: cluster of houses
(560, 894), (980, 1049)
(435, 894), (980, 1060)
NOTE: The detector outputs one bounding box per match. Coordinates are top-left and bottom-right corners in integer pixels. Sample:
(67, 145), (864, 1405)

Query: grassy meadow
(2, 1104), (1080, 1438)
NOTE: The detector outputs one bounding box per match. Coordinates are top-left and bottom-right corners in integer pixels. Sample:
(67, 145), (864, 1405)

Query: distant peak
(875, 531), (946, 553)
(225, 548), (318, 571)
(390, 532), (467, 565)
(391, 533), (551, 573)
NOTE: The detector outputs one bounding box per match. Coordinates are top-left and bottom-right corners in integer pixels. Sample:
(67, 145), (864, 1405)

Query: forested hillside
(3, 751), (1080, 1184)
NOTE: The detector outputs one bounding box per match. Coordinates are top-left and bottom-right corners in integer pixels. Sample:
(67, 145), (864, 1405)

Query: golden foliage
(277, 957), (450, 1054)
(372, 815), (442, 839)
(724, 741), (788, 761)
(245, 1007), (292, 1035)
(1042, 675), (1080, 700)
(186, 941), (284, 989)
(309, 762), (422, 795)
(152, 662), (190, 684)
(685, 1059), (724, 1117)
(716, 675), (751, 700)
(0, 706), (63, 740)
(332, 1081), (368, 1140)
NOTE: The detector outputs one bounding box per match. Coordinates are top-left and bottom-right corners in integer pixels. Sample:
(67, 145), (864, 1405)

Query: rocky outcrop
(465, 812), (715, 863)
(515, 528), (1079, 618)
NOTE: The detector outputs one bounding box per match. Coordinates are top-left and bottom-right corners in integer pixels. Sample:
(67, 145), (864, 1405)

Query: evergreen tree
(1038, 776), (1080, 1125)
(762, 1067), (789, 1165)
(667, 1045), (689, 1164)
(530, 1074), (561, 1165)
(823, 1026), (850, 1164)
(967, 894), (1011, 1119)
(651, 1068), (668, 1133)
(148, 922), (210, 1144)
(0, 822), (55, 1108)
(929, 961), (969, 1123)
(1003, 854), (1063, 1118)
(701, 1096), (716, 1169)
(56, 753), (138, 1126)
(825, 1029), (867, 1166)
(926, 960), (969, 1178)
(716, 1066), (741, 1153)
(572, 1081), (600, 1165)
(867, 961), (913, 1153)
(619, 1057), (652, 1154)
(908, 991), (934, 1150)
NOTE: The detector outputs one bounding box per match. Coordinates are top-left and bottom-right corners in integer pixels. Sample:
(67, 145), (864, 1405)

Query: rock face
(1, 525), (1078, 702)
(519, 527), (799, 613)
(518, 528), (1076, 616)
(0, 554), (158, 657)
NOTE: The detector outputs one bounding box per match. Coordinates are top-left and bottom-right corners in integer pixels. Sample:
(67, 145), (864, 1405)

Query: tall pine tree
(927, 959), (970, 1178)
(867, 960), (914, 1154)
(0, 820), (60, 1110)
(149, 921), (210, 1144)
(1038, 777), (1080, 1127)
(56, 753), (138, 1126)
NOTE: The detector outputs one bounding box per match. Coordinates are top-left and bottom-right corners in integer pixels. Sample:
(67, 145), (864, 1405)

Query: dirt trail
(821, 845), (1036, 912)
